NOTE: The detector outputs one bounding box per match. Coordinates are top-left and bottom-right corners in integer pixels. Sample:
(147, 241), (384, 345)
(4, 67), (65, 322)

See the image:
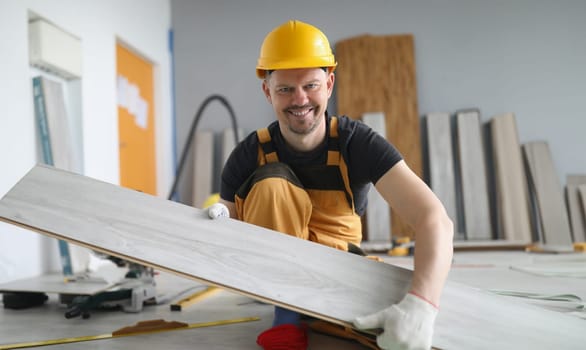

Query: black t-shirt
(220, 115), (403, 216)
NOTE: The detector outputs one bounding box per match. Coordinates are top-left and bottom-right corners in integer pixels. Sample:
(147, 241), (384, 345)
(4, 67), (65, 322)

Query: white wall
(0, 0), (173, 283)
(171, 0), (586, 185)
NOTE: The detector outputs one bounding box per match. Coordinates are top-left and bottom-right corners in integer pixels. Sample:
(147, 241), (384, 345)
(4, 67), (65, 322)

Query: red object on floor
(256, 324), (308, 350)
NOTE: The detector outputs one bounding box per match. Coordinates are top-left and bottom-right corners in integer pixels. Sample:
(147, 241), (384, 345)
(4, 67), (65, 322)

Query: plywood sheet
(456, 110), (492, 240)
(566, 175), (586, 242)
(523, 141), (573, 246)
(335, 34), (420, 239)
(425, 112), (458, 238)
(361, 112), (391, 248)
(1, 165), (585, 349)
(490, 113), (533, 243)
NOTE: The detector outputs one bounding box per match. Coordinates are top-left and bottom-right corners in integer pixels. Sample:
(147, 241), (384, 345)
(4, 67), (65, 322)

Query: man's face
(262, 68), (334, 136)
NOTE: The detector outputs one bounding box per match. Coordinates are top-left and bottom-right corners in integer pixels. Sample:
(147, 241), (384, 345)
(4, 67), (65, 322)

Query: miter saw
(60, 257), (157, 319)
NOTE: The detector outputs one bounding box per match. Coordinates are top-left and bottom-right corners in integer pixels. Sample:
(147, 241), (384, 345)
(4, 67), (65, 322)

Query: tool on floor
(2, 292), (48, 309)
(0, 317), (260, 349)
(388, 237), (415, 256)
(308, 320), (379, 350)
(170, 286), (221, 311)
(524, 242), (586, 254)
(62, 262), (156, 319)
(573, 242), (586, 252)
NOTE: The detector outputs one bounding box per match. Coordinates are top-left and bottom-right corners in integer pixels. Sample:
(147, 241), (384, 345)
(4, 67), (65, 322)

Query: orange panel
(116, 43), (157, 195)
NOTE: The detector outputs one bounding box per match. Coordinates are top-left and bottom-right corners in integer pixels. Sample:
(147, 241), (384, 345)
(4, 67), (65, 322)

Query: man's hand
(353, 293), (438, 350)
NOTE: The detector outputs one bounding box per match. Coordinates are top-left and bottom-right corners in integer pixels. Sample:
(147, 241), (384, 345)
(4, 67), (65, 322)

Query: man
(219, 20), (453, 350)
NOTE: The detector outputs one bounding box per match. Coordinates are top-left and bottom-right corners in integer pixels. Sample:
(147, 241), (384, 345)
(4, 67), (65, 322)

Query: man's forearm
(410, 214), (454, 306)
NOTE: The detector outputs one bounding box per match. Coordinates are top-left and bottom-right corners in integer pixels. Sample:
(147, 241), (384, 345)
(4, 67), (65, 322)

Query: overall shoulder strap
(327, 116), (340, 166)
(327, 116), (355, 211)
(256, 127), (279, 165)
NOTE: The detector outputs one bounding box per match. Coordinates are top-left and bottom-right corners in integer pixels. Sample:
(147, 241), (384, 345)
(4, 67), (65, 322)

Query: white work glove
(353, 293), (438, 350)
(207, 203), (229, 219)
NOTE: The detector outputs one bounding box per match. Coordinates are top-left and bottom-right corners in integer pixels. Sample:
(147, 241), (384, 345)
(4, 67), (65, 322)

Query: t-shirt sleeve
(346, 119), (403, 185)
(220, 133), (259, 202)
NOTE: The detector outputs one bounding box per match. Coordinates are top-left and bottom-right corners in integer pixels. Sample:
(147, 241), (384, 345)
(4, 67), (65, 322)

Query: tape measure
(0, 317), (259, 349)
(171, 286), (221, 311)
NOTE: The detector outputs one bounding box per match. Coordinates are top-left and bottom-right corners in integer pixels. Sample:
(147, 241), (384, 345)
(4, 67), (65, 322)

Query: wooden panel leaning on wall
(523, 141), (573, 247)
(566, 175), (586, 242)
(335, 34), (421, 239)
(490, 113), (534, 244)
(455, 109), (493, 240)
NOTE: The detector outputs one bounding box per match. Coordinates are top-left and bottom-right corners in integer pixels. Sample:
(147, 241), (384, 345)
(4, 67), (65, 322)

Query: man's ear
(326, 72), (335, 98)
(262, 80), (272, 104)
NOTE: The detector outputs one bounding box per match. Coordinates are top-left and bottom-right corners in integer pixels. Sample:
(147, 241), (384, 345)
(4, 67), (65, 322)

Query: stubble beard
(285, 105), (322, 136)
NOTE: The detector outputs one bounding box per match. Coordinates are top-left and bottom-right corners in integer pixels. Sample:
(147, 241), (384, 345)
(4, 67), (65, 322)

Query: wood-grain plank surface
(1, 165), (584, 349)
(523, 141), (573, 246)
(566, 175), (586, 242)
(0, 165), (411, 326)
(435, 281), (584, 349)
(192, 131), (214, 208)
(425, 112), (458, 238)
(578, 184), (586, 240)
(361, 112), (391, 247)
(335, 34), (420, 239)
(0, 273), (112, 295)
(490, 113), (533, 243)
(455, 109), (493, 240)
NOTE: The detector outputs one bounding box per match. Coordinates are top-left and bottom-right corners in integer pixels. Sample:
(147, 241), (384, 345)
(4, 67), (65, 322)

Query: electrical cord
(167, 94), (239, 201)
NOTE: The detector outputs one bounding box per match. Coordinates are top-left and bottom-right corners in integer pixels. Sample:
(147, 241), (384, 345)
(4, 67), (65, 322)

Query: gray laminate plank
(456, 109), (493, 240)
(523, 141), (573, 246)
(434, 281), (584, 349)
(192, 131), (214, 208)
(0, 165), (412, 326)
(1, 165), (584, 349)
(490, 113), (533, 243)
(566, 175), (586, 242)
(221, 128), (243, 168)
(578, 184), (586, 240)
(425, 112), (458, 238)
(35, 76), (90, 273)
(0, 273), (112, 295)
(361, 112), (391, 248)
(39, 77), (74, 171)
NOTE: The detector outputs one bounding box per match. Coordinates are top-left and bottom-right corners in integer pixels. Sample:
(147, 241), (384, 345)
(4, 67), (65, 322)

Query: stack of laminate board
(425, 110), (579, 248)
(0, 165), (584, 349)
(334, 30), (581, 248)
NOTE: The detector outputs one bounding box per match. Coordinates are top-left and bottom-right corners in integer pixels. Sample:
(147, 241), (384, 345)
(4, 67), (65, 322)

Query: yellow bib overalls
(234, 117), (362, 251)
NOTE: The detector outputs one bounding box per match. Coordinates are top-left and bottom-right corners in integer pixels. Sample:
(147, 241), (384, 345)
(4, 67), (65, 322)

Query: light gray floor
(2, 251), (586, 349)
(0, 271), (367, 349)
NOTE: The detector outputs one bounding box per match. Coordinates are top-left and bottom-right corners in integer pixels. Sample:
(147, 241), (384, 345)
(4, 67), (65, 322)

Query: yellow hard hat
(256, 20), (337, 79)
